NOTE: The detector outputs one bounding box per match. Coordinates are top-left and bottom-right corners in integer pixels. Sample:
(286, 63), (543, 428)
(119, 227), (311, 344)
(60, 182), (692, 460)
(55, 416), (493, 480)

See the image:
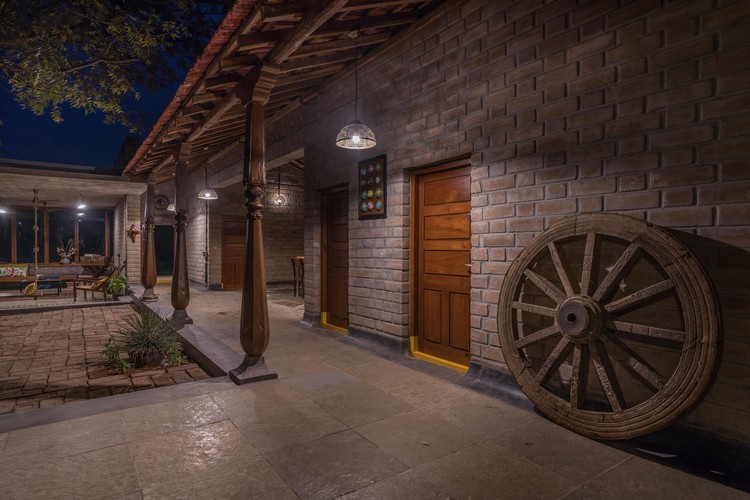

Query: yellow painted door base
(320, 312), (347, 334)
(410, 336), (469, 373)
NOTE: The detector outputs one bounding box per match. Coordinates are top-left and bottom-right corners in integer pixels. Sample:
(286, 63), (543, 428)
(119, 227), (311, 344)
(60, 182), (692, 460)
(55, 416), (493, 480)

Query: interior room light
(336, 32), (376, 150)
(197, 165), (218, 200)
(77, 193), (87, 209)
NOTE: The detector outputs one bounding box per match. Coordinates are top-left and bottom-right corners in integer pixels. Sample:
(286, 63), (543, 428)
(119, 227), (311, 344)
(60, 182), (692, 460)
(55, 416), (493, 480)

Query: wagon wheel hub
(557, 295), (603, 344)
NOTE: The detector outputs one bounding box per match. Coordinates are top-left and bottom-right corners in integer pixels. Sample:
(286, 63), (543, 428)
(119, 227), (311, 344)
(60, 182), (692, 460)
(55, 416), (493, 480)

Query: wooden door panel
(449, 292), (470, 351)
(416, 165), (472, 366)
(422, 289), (442, 343)
(222, 216), (246, 290)
(424, 250), (471, 276)
(324, 190), (349, 330)
(423, 177), (471, 205)
(424, 214), (471, 239)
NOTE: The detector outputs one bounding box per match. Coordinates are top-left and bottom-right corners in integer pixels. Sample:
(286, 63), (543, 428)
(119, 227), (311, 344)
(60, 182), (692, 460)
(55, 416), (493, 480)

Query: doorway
(154, 225), (174, 277)
(221, 216), (245, 290)
(322, 189), (349, 331)
(413, 163), (472, 368)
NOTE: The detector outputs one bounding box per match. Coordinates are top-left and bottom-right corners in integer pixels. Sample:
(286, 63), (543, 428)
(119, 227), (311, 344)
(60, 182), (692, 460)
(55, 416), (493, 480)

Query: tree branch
(62, 58), (142, 73)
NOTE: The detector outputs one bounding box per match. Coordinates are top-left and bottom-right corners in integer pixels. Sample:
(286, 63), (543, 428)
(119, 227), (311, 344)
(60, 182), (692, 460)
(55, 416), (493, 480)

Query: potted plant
(107, 274), (129, 297)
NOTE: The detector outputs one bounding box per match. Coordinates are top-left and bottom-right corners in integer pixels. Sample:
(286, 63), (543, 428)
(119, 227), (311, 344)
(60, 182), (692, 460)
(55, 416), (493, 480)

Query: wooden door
(415, 165), (472, 365)
(322, 189), (349, 329)
(222, 216), (245, 290)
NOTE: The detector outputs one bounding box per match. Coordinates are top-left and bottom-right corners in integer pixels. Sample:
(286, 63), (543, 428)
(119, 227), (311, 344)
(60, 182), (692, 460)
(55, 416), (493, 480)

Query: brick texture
(256, 0), (750, 442)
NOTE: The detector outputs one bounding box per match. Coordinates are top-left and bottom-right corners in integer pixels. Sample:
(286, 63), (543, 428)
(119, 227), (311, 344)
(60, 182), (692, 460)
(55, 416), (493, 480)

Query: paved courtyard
(0, 285), (746, 499)
(0, 304), (209, 414)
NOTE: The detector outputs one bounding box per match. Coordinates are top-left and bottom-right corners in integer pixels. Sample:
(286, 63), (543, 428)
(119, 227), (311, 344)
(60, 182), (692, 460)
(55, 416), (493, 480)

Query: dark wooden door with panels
(413, 163), (472, 366)
(322, 188), (349, 330)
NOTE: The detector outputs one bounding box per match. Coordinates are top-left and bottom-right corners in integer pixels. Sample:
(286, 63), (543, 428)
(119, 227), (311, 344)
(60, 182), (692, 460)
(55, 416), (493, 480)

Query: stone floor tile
(231, 399), (347, 454)
(317, 346), (378, 369)
(492, 417), (630, 485)
(266, 429), (408, 500)
(337, 469), (452, 500)
(0, 432), (6, 451)
(122, 393), (226, 440)
(210, 380), (307, 419)
(141, 454), (297, 500)
(130, 420), (259, 488)
(0, 443), (140, 500)
(314, 385), (413, 428)
(264, 353), (338, 379)
(354, 409), (479, 468)
(2, 411), (127, 459)
(286, 370), (368, 400)
(561, 455), (748, 500)
(414, 441), (578, 500)
(423, 392), (535, 440)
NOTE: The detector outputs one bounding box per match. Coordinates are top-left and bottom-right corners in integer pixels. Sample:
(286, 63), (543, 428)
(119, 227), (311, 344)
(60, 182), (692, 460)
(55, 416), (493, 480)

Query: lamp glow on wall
(336, 32), (376, 150)
(0, 197), (7, 214)
(76, 193), (87, 209)
(197, 165), (218, 200)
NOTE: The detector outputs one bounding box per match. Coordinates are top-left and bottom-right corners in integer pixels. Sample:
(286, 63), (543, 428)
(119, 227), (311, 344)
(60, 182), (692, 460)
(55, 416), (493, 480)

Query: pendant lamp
(197, 165), (218, 200)
(273, 168), (286, 206)
(336, 32), (376, 149)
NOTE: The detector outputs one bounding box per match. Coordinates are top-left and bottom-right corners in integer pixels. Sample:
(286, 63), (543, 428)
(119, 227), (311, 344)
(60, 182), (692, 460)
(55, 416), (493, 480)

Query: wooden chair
(291, 256), (304, 297)
(73, 260), (125, 302)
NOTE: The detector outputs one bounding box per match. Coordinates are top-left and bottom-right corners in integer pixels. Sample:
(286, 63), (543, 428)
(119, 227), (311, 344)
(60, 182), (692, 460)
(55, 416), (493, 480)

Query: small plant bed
(0, 305), (210, 415)
(99, 307), (209, 386)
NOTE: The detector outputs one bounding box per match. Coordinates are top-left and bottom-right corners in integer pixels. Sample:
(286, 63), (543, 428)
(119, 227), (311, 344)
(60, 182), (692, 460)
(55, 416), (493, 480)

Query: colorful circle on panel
(375, 200), (382, 210)
(375, 187), (383, 198)
(360, 202), (367, 212)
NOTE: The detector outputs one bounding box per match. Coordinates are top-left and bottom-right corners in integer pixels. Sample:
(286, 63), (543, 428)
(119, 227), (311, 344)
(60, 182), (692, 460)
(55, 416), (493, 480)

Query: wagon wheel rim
(498, 214), (721, 440)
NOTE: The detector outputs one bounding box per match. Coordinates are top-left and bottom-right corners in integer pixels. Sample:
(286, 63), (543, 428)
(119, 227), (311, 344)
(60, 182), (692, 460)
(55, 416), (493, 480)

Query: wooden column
(229, 64), (280, 384)
(171, 143), (192, 325)
(141, 181), (158, 301)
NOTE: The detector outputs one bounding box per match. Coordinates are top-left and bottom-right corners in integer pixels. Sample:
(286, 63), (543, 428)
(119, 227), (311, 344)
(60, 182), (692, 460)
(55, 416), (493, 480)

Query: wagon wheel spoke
(604, 279), (675, 315)
(610, 320), (685, 343)
(570, 344), (590, 409)
(602, 333), (665, 392)
(579, 233), (597, 296)
(515, 324), (561, 349)
(548, 241), (579, 296)
(591, 340), (626, 412)
(512, 301), (556, 317)
(534, 338), (573, 385)
(592, 242), (640, 302)
(523, 268), (566, 304)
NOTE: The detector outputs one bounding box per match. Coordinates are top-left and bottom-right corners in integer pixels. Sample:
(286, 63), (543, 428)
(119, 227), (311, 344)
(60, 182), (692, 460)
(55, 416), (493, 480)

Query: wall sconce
(126, 224), (141, 243)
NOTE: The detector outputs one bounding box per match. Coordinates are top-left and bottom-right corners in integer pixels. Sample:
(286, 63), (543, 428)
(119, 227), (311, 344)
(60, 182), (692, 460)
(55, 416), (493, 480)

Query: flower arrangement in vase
(57, 238), (78, 264)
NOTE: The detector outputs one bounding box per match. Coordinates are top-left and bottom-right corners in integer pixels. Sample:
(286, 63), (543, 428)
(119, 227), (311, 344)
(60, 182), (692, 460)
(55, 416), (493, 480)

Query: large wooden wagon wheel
(498, 214), (721, 440)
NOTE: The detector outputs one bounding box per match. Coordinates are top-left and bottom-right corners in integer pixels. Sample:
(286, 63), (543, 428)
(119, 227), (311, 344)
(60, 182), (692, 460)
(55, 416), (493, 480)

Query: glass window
(49, 209), (77, 262)
(79, 209), (106, 256)
(0, 214), (11, 263)
(16, 209), (45, 264)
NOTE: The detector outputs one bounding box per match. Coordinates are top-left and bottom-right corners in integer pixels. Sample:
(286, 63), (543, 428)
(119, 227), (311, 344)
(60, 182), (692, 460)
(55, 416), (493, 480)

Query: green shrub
(107, 274), (129, 295)
(103, 308), (188, 369)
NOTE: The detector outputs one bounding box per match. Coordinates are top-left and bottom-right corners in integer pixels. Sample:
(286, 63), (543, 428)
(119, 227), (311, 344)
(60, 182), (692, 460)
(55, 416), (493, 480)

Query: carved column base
(140, 289), (158, 302)
(169, 309), (193, 327)
(229, 355), (278, 385)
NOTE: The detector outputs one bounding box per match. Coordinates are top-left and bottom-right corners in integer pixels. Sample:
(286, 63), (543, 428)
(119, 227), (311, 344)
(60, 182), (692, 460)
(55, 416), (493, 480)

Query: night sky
(0, 82), (178, 170)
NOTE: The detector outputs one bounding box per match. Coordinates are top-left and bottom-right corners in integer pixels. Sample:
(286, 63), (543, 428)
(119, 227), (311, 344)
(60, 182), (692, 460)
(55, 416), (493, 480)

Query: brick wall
(265, 0), (750, 442)
(113, 194), (141, 279)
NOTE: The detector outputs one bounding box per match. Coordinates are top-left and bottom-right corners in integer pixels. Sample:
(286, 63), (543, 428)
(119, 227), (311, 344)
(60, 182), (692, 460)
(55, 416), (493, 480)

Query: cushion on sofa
(0, 264), (28, 277)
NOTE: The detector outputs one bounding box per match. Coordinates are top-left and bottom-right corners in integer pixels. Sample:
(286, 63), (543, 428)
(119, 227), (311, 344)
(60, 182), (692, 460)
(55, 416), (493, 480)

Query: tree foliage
(0, 0), (230, 131)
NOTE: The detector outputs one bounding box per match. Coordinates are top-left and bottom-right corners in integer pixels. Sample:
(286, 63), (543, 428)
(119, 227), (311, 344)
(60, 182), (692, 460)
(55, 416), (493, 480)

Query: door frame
(321, 184), (349, 333)
(409, 157), (472, 372)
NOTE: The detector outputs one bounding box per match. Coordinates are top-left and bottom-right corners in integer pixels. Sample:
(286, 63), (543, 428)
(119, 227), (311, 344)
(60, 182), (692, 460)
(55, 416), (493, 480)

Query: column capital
(236, 63), (280, 106)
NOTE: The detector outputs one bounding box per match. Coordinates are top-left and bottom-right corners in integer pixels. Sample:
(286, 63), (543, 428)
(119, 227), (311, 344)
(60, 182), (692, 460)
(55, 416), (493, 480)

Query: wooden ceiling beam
(341, 0), (426, 11)
(281, 51), (355, 72)
(204, 72), (243, 90)
(288, 32), (390, 59)
(314, 11), (419, 37)
(260, 2), (308, 22)
(237, 30), (287, 53)
(267, 0), (350, 65)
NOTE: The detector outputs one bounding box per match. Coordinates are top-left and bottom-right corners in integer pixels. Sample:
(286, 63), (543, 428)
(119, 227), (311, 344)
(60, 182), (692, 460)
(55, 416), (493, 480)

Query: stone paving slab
(0, 304), (209, 414)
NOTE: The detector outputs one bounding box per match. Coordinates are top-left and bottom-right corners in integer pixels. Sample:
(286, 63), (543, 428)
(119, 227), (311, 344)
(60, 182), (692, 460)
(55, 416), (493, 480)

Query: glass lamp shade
(273, 194), (286, 206)
(167, 203), (176, 212)
(335, 120), (376, 149)
(197, 188), (218, 200)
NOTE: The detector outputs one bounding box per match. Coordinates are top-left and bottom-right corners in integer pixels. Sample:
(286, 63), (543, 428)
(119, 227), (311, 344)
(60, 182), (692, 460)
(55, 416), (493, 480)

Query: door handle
(463, 263), (472, 267)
